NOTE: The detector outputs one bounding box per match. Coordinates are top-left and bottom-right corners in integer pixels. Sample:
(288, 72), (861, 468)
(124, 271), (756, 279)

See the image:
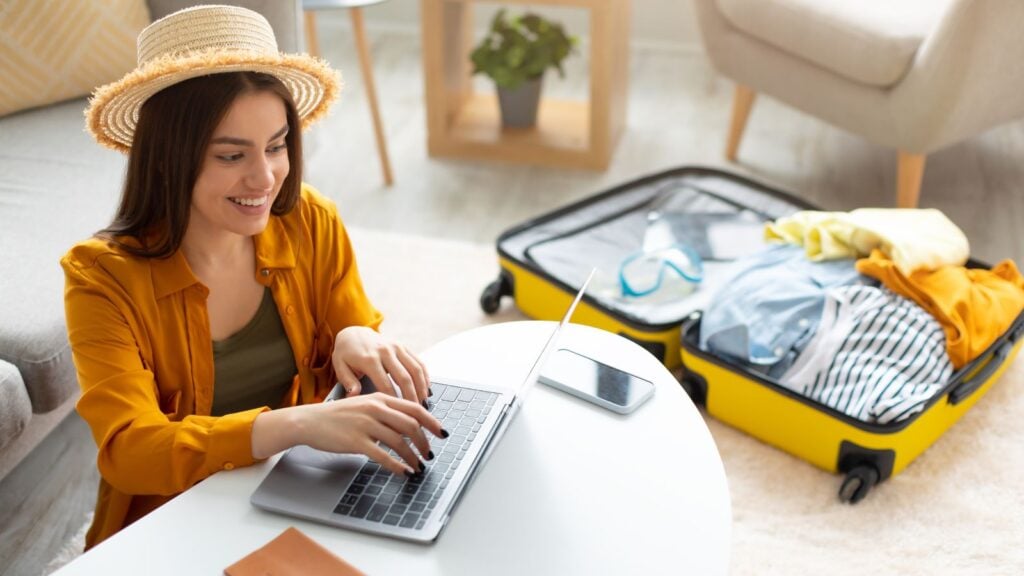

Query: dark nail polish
(427, 450), (435, 461)
(418, 461), (426, 473)
(440, 428), (450, 439)
(421, 399), (429, 409)
(428, 388), (434, 397)
(404, 470), (416, 479)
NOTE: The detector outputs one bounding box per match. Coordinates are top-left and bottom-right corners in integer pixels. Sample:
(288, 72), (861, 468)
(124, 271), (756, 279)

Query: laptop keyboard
(332, 383), (499, 530)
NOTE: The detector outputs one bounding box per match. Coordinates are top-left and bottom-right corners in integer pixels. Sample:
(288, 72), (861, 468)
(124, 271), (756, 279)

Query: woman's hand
(331, 326), (431, 405)
(251, 393), (447, 475)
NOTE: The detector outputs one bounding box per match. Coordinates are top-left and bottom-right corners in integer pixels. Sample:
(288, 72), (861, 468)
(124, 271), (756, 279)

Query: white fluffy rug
(352, 227), (1024, 576)
(49, 228), (1024, 574)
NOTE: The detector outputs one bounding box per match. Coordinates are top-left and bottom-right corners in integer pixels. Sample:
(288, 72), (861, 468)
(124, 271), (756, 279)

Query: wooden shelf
(434, 94), (598, 168)
(421, 0), (630, 170)
(451, 95), (590, 151)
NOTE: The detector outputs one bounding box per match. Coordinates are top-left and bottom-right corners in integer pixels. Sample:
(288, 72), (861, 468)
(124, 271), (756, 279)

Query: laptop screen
(512, 268), (595, 408)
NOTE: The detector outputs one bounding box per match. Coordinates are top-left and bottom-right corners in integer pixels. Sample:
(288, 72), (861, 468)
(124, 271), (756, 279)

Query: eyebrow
(209, 124), (289, 146)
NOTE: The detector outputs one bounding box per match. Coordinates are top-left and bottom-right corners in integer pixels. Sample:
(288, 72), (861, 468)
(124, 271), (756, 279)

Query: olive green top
(211, 288), (297, 416)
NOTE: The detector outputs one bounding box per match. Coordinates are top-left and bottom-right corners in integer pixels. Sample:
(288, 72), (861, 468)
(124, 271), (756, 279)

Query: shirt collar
(253, 212), (297, 273)
(150, 214), (297, 299)
(151, 250), (201, 300)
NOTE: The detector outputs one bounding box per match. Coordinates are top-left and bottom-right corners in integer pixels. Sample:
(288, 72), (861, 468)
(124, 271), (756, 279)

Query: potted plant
(469, 10), (578, 128)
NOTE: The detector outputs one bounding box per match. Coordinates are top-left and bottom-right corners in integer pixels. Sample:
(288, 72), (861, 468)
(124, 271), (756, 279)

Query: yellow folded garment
(765, 209), (970, 275)
(856, 250), (1024, 368)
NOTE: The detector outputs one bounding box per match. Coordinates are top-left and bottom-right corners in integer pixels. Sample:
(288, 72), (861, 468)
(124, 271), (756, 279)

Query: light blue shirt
(699, 245), (870, 376)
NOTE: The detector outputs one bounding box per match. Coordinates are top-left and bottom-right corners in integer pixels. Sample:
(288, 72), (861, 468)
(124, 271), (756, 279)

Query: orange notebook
(224, 527), (365, 576)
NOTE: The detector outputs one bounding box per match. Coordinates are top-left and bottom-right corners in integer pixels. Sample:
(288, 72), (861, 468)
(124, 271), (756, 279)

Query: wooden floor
(4, 26), (1023, 575)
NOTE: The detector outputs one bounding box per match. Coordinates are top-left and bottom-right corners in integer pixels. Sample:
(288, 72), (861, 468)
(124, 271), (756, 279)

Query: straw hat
(85, 4), (341, 153)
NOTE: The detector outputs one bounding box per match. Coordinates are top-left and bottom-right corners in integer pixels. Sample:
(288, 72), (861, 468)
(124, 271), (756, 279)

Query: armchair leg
(896, 151), (926, 208)
(725, 84), (756, 161)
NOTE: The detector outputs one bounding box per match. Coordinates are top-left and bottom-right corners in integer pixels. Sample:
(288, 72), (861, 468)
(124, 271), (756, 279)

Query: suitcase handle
(948, 341), (1011, 405)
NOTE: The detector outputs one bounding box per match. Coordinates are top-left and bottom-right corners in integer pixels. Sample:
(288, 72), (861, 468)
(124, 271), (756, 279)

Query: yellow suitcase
(482, 166), (1024, 502)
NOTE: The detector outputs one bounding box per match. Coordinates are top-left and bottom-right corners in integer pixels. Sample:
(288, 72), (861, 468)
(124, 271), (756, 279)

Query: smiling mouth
(229, 196), (268, 207)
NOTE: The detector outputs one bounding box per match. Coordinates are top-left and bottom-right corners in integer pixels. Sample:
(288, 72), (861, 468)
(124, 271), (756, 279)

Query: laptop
(251, 270), (595, 543)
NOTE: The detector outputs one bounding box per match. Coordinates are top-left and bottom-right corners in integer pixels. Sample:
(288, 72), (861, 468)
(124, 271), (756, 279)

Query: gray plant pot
(497, 77), (543, 128)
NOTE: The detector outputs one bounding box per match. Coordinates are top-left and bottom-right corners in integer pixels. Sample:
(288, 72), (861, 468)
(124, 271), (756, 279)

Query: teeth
(230, 196), (267, 207)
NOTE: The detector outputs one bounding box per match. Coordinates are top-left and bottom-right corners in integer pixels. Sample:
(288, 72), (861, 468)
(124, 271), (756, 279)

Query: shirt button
(223, 462), (235, 471)
(774, 347), (784, 357)
(260, 268), (270, 277)
(303, 356), (310, 366)
(798, 318), (810, 328)
(286, 305), (295, 315)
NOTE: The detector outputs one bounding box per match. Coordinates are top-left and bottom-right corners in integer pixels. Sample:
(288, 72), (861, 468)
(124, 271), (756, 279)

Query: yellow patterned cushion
(0, 0), (151, 117)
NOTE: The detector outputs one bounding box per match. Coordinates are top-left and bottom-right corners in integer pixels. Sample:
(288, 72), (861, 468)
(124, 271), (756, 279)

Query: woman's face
(190, 90), (290, 240)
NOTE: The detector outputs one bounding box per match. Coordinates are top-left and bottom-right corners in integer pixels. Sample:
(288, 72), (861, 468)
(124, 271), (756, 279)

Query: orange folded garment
(224, 527), (365, 576)
(856, 250), (1024, 368)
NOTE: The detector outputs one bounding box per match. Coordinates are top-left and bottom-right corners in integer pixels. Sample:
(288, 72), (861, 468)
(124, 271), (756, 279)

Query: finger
(364, 362), (398, 398)
(395, 346), (429, 401)
(418, 354), (431, 397)
(362, 440), (415, 477)
(382, 394), (445, 439)
(381, 349), (418, 405)
(334, 362), (361, 397)
(367, 420), (424, 474)
(369, 398), (433, 460)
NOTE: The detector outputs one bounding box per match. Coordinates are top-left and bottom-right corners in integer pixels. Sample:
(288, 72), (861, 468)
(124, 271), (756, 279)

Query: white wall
(350, 0), (701, 50)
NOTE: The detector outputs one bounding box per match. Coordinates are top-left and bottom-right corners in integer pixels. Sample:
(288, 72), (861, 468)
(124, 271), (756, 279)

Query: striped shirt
(780, 285), (952, 424)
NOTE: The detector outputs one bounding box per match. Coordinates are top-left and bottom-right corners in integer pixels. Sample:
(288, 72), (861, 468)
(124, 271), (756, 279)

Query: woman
(61, 5), (441, 549)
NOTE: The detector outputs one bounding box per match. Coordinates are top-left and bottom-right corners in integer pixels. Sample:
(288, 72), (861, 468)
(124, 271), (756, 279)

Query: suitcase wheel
(678, 371), (707, 407)
(838, 464), (880, 504)
(480, 272), (513, 314)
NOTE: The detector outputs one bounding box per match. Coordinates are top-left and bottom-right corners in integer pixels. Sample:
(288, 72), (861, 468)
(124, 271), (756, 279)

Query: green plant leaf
(469, 10), (578, 90)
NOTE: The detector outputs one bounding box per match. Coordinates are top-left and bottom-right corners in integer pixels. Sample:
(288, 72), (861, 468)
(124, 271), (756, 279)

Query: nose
(245, 152), (276, 191)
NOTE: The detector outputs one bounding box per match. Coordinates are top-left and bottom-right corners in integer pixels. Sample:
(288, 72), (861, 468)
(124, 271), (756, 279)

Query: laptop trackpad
(251, 446), (366, 517)
(283, 445), (366, 474)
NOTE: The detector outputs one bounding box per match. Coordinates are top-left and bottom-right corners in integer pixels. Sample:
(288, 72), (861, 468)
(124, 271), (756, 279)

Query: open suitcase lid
(497, 166), (816, 328)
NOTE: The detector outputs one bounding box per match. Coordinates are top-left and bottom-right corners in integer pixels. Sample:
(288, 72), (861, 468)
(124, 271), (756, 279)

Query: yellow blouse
(61, 184), (382, 548)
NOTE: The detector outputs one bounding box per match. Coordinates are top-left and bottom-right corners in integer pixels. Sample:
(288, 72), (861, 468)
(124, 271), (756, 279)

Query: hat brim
(85, 50), (342, 153)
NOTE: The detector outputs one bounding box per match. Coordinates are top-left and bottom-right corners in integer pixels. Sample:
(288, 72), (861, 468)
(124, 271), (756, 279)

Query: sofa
(0, 0), (302, 481)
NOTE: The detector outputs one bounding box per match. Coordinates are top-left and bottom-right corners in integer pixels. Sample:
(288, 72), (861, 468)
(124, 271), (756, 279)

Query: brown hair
(99, 71), (303, 258)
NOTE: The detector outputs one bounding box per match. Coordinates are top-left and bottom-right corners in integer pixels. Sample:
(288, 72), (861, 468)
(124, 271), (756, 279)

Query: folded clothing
(764, 208), (970, 276)
(780, 285), (952, 424)
(857, 251), (1024, 368)
(700, 245), (870, 377)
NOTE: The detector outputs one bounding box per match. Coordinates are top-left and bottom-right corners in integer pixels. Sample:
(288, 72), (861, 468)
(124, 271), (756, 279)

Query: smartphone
(538, 348), (655, 414)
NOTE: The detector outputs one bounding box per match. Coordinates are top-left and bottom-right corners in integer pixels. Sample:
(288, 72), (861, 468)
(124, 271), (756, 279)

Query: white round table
(53, 321), (731, 575)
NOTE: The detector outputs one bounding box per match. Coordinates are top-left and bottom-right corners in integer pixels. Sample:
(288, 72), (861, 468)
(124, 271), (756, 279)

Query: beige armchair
(694, 0), (1024, 207)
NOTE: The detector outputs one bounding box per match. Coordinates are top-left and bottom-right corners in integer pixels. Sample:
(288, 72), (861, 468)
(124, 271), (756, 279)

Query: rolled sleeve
(205, 407), (269, 471)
